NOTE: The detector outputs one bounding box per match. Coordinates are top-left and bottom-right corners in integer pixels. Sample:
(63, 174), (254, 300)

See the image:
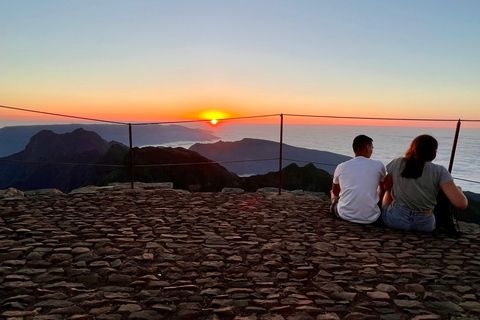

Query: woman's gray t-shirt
(387, 157), (453, 212)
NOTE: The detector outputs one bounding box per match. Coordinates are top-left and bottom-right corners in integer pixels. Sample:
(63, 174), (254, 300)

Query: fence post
(448, 119), (461, 173)
(278, 113), (284, 195)
(129, 123), (135, 189)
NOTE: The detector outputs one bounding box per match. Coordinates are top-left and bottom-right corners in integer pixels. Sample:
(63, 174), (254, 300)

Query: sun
(210, 119), (218, 125)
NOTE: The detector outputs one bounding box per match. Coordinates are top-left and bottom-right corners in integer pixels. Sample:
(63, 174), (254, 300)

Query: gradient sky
(1, 1), (480, 126)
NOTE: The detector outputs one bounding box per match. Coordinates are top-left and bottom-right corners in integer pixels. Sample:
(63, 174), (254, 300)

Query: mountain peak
(24, 129), (111, 159)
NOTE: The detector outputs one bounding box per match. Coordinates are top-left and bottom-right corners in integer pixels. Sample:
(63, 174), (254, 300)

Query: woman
(382, 134), (467, 232)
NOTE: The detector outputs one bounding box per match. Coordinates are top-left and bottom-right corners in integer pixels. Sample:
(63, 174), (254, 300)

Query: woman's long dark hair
(401, 135), (438, 179)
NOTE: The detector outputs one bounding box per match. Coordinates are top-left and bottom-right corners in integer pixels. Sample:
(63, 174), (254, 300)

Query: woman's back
(388, 157), (452, 212)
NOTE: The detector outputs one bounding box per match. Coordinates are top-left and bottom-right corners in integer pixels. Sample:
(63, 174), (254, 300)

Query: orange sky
(1, 2), (480, 129)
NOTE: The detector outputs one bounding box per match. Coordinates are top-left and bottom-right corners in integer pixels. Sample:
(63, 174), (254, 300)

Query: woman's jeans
(382, 202), (436, 232)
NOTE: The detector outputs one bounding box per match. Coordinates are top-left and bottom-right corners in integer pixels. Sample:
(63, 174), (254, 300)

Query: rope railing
(0, 158), (126, 168)
(283, 113), (462, 122)
(132, 158), (279, 168)
(131, 114), (281, 125)
(452, 177), (480, 184)
(0, 105), (128, 125)
(1, 104), (480, 193)
(5, 104), (480, 125)
(282, 158), (338, 167)
(2, 156), (479, 186)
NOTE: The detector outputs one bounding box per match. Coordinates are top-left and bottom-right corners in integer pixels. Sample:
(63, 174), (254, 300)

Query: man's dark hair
(352, 135), (373, 154)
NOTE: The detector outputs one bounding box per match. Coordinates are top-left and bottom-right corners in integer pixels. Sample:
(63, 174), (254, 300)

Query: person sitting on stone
(382, 134), (468, 232)
(330, 135), (386, 224)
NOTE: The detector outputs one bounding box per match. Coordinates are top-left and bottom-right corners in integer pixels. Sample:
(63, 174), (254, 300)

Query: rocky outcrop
(0, 187), (24, 199)
(1, 189), (479, 319)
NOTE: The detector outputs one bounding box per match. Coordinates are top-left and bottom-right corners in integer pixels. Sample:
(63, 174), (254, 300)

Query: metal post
(129, 123), (134, 189)
(278, 113), (284, 195)
(448, 119), (461, 173)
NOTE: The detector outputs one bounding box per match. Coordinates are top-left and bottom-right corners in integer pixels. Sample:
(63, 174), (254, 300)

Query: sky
(1, 0), (480, 127)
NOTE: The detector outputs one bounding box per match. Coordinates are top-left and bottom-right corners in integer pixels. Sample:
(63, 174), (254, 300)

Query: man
(330, 135), (386, 224)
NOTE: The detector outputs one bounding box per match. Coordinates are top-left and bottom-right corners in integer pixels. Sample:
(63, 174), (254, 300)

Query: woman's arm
(381, 174), (393, 208)
(331, 183), (341, 199)
(441, 181), (468, 209)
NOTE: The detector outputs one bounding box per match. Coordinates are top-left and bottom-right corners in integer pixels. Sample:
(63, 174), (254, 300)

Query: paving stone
(459, 301), (480, 311)
(118, 304), (142, 312)
(375, 284), (397, 293)
(128, 310), (161, 320)
(367, 292), (390, 300)
(316, 314), (341, 320)
(405, 284), (425, 293)
(424, 301), (464, 316)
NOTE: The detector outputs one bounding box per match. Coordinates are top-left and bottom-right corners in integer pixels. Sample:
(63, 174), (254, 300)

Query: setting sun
(201, 110), (230, 121)
(210, 119), (218, 125)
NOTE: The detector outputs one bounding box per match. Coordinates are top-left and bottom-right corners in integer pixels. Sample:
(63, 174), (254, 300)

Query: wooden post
(448, 119), (461, 173)
(278, 113), (284, 195)
(129, 124), (134, 189)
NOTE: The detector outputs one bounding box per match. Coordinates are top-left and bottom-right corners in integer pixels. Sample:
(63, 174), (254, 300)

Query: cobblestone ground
(1, 188), (480, 320)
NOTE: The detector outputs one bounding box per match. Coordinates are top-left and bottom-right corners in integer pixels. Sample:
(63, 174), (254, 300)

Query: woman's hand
(441, 181), (468, 209)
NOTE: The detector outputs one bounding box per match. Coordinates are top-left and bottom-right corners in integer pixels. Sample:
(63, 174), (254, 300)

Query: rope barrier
(1, 103), (480, 188)
(282, 158), (338, 167)
(3, 157), (480, 185)
(0, 158), (127, 168)
(3, 104), (480, 124)
(0, 157), (279, 168)
(131, 114), (281, 125)
(453, 177), (480, 185)
(0, 105), (128, 125)
(283, 113), (466, 122)
(134, 158), (279, 168)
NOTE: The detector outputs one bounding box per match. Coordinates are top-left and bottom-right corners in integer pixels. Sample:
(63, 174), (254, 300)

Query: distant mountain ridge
(0, 123), (217, 157)
(0, 128), (335, 194)
(189, 138), (351, 175)
(0, 128), (126, 192)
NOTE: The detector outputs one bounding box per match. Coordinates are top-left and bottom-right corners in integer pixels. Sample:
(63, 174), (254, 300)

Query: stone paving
(1, 187), (480, 320)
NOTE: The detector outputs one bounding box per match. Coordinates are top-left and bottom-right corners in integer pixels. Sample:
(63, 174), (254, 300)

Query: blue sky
(1, 0), (479, 125)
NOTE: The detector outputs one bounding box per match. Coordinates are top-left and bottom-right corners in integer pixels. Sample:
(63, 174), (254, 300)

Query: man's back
(334, 156), (386, 224)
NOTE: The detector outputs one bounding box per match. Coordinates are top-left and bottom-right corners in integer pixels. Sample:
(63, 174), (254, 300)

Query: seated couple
(330, 134), (468, 232)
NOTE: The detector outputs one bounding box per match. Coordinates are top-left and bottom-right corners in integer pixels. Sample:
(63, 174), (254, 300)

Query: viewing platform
(1, 186), (480, 320)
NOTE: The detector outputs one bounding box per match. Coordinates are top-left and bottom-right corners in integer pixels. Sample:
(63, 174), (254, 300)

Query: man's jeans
(382, 201), (436, 232)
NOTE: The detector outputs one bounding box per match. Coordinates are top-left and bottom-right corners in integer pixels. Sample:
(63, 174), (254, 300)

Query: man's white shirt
(333, 156), (386, 224)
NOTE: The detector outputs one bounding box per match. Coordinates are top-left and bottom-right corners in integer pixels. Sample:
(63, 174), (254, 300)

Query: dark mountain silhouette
(99, 146), (334, 193)
(189, 138), (351, 175)
(98, 146), (241, 192)
(0, 123), (217, 157)
(0, 128), (335, 193)
(0, 129), (126, 192)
